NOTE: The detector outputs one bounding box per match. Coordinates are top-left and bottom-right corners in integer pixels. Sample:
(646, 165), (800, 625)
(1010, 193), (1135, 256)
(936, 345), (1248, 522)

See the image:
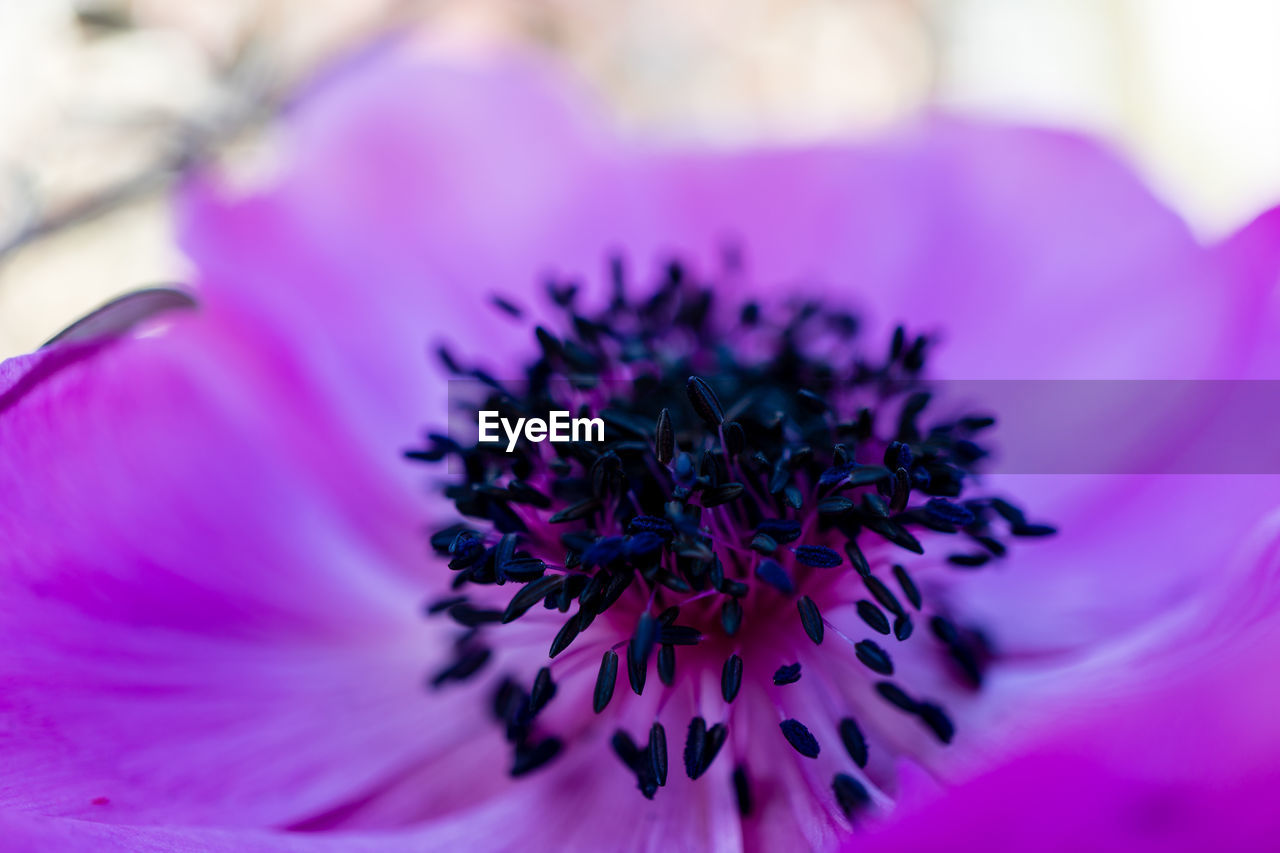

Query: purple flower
(2, 44), (1279, 850)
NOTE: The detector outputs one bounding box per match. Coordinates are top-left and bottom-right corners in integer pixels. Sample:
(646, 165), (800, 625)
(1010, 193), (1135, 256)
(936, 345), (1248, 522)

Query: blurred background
(1, 0), (1277, 357)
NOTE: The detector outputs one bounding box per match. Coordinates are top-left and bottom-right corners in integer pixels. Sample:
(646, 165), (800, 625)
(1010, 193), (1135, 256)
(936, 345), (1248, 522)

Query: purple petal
(1213, 204), (1280, 378)
(185, 49), (1249, 387)
(177, 51), (621, 476)
(628, 123), (1247, 380)
(0, 317), (462, 826)
(858, 526), (1280, 851)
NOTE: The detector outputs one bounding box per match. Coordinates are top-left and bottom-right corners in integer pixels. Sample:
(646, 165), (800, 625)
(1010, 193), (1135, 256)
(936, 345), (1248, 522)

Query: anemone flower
(2, 42), (1280, 851)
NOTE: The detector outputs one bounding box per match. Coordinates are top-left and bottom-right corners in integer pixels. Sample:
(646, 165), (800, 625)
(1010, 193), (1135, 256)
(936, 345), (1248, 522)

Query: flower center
(408, 255), (1053, 821)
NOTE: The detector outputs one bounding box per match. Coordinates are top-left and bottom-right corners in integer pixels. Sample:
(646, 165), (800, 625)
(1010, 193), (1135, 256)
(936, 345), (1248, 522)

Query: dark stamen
(874, 681), (918, 713)
(862, 575), (904, 617)
(447, 602), (503, 627)
(856, 600), (891, 635)
(610, 731), (657, 799)
(722, 654), (744, 703)
(733, 765), (753, 816)
(890, 466), (911, 513)
(702, 723), (728, 777)
(684, 717), (707, 779)
(838, 718), (868, 768)
(818, 496), (854, 517)
(659, 624), (701, 646)
(594, 650), (619, 713)
(626, 643), (647, 696)
(797, 596), (824, 645)
(724, 421), (746, 456)
(650, 722), (669, 786)
(774, 663), (802, 685)
(794, 545), (842, 568)
(702, 482), (746, 507)
(686, 376), (725, 427)
(884, 440), (912, 470)
(548, 498), (601, 525)
(628, 516), (674, 537)
(925, 498), (976, 527)
(845, 541), (871, 576)
(854, 640), (894, 676)
(750, 533), (779, 555)
(833, 773), (870, 817)
(780, 719), (820, 758)
(655, 407), (675, 461)
(948, 551), (990, 568)
(425, 595), (467, 615)
(628, 613), (657, 695)
(893, 564), (922, 610)
(658, 644), (676, 687)
(430, 646), (491, 687)
(916, 702), (955, 744)
(930, 615), (984, 687)
(529, 666), (556, 714)
(755, 559), (794, 594)
(548, 613), (583, 658)
(757, 518), (801, 543)
(511, 737), (562, 777)
(721, 598), (743, 636)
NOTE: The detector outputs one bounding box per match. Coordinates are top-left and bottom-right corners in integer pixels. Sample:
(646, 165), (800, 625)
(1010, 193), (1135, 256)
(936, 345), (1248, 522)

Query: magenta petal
(1214, 204), (1280, 378)
(194, 46), (1240, 386)
(0, 318), (456, 826)
(947, 204), (1280, 659)
(177, 52), (621, 476)
(269, 49), (618, 290)
(858, 526), (1280, 851)
(861, 751), (1280, 853)
(0, 808), (470, 852)
(178, 50), (1254, 487)
(624, 123), (1239, 380)
(948, 473), (1280, 655)
(0, 812), (302, 853)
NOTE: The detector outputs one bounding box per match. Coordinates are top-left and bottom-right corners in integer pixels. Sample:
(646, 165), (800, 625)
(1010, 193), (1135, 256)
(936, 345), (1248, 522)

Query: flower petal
(857, 527), (1280, 851)
(181, 49), (1259, 487)
(219, 47), (1245, 382)
(178, 48), (620, 474)
(1214, 204), (1280, 378)
(626, 121), (1246, 381)
(0, 812), (312, 853)
(0, 316), (454, 827)
(949, 473), (1280, 652)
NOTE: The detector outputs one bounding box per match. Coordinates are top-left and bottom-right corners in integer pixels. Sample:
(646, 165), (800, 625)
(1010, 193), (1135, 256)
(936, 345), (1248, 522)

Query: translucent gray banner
(435, 379), (1280, 475)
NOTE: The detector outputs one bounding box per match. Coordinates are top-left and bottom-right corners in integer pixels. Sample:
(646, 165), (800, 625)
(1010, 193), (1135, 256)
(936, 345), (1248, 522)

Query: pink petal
(624, 121), (1242, 380)
(0, 807), (481, 852)
(857, 521), (1280, 851)
(177, 50), (620, 477)
(0, 811), (312, 853)
(0, 315), (456, 826)
(949, 473), (1280, 653)
(1214, 204), (1280, 379)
